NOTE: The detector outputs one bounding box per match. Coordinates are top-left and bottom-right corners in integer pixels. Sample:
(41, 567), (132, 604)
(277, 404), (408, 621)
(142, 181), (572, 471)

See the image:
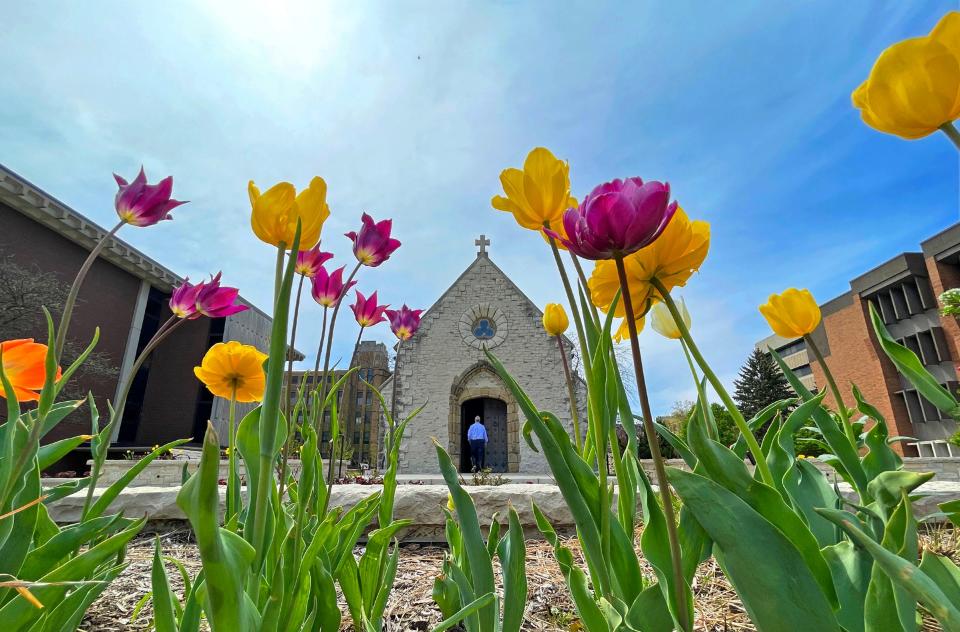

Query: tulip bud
(759, 288), (821, 339)
(542, 303), (569, 336)
(546, 177), (677, 260)
(650, 298), (690, 340)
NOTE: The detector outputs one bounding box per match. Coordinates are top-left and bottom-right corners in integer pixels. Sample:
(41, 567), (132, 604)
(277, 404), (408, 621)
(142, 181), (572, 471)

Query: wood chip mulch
(81, 525), (955, 631)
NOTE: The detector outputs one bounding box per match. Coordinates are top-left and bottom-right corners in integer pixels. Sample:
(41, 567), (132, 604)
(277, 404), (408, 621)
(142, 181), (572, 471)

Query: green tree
(733, 347), (793, 420)
(678, 403), (739, 448)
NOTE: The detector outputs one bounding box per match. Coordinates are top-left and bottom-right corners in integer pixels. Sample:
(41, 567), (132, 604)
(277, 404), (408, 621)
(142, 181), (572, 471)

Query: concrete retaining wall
(46, 480), (960, 541)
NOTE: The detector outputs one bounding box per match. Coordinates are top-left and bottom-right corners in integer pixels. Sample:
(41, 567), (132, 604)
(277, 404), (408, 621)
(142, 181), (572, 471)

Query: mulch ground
(82, 524), (956, 631)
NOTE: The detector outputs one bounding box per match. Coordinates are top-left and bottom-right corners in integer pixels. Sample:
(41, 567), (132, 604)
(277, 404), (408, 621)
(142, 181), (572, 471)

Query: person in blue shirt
(467, 415), (488, 471)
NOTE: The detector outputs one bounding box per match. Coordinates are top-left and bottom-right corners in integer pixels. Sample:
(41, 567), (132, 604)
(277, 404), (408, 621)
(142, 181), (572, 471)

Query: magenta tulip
(295, 246), (333, 278)
(194, 273), (248, 318)
(170, 279), (202, 319)
(384, 305), (423, 341)
(114, 167), (187, 227)
(345, 213), (401, 267)
(350, 290), (389, 327)
(546, 177), (677, 260)
(310, 265), (356, 308)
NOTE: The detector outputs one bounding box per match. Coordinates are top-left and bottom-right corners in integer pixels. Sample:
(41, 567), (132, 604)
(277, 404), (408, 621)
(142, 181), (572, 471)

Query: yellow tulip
(853, 11), (960, 139)
(613, 316), (645, 343)
(194, 341), (268, 402)
(249, 177), (330, 250)
(491, 147), (577, 245)
(542, 303), (569, 336)
(759, 288), (821, 339)
(650, 298), (690, 340)
(589, 207), (710, 317)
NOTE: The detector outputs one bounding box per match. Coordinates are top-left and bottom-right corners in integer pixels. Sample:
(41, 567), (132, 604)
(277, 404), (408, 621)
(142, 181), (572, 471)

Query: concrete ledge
(46, 481), (960, 541)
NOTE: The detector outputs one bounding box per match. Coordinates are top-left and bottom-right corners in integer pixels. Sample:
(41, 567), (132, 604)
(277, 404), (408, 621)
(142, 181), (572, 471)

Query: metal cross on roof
(475, 234), (490, 256)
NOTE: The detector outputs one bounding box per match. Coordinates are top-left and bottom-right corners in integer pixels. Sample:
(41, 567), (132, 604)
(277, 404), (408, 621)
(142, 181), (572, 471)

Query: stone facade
(386, 246), (584, 474)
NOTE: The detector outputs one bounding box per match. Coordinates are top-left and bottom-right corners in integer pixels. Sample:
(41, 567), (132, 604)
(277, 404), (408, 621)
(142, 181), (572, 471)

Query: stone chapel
(385, 236), (585, 474)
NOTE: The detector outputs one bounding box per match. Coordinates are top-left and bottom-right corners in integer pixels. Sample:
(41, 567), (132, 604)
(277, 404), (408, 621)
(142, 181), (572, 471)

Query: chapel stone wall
(387, 255), (583, 474)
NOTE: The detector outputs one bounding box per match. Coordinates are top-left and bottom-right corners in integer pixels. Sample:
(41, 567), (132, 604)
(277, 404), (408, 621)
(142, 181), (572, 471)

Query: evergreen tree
(733, 348), (793, 420)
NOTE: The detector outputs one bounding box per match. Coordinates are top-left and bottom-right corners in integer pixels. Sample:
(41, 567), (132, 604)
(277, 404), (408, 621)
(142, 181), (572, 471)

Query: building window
(793, 365), (813, 377)
(776, 339), (806, 357)
(472, 318), (496, 339)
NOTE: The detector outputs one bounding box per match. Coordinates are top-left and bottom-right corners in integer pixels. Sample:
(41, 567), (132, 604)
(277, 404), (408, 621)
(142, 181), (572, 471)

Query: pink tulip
(311, 265), (356, 308)
(114, 167), (187, 227)
(350, 290), (389, 327)
(169, 279), (202, 319)
(194, 272), (248, 318)
(345, 213), (401, 267)
(295, 246), (333, 278)
(546, 177), (677, 260)
(384, 305), (423, 341)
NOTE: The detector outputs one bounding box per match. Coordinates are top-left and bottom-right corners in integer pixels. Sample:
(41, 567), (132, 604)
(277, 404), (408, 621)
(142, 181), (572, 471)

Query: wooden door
(483, 398), (508, 472)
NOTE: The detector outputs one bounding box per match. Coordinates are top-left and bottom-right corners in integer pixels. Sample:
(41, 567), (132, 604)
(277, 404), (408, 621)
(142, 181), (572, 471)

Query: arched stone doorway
(448, 361), (520, 473)
(460, 397), (508, 472)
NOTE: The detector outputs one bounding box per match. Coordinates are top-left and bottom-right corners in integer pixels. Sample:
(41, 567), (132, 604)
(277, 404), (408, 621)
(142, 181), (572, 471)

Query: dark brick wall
(0, 203), (139, 441)
(134, 314), (213, 446)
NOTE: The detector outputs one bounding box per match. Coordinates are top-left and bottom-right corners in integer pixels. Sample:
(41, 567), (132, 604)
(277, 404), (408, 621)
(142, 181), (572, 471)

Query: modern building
(755, 333), (817, 392)
(757, 223), (960, 456)
(288, 340), (391, 466)
(0, 165), (290, 469)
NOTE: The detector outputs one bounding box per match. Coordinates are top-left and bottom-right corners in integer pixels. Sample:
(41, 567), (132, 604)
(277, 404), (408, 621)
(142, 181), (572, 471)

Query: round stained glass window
(472, 318), (496, 339)
(459, 304), (508, 349)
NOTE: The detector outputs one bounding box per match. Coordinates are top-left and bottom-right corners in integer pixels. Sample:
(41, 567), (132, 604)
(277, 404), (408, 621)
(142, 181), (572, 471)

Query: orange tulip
(0, 339), (61, 402)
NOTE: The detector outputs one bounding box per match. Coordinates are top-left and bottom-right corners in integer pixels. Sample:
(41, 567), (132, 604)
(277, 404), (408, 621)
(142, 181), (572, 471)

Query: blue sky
(1, 1), (957, 413)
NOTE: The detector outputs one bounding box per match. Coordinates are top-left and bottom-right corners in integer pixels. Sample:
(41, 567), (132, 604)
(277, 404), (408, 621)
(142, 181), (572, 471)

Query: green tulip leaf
(817, 504), (960, 631)
(667, 467), (840, 631)
(869, 303), (960, 418)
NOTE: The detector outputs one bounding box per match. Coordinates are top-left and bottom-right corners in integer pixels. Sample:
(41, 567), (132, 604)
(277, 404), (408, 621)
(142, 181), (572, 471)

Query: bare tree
(0, 251), (118, 399)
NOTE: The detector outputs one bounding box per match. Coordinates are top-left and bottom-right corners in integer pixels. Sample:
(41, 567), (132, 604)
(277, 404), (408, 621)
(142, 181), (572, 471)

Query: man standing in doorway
(467, 415), (488, 471)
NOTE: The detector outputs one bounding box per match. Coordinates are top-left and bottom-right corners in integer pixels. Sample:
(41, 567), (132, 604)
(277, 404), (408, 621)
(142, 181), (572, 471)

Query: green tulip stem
(312, 306), (329, 378)
(226, 386), (238, 525)
(55, 220), (125, 360)
(284, 274), (306, 418)
(81, 315), (186, 520)
(652, 278), (774, 486)
(390, 339), (402, 428)
(680, 340), (717, 441)
(615, 257), (690, 632)
(316, 261), (362, 431)
(273, 245), (285, 308)
(317, 260), (363, 487)
(556, 334), (583, 453)
(940, 121), (960, 151)
(547, 236), (593, 457)
(803, 334), (858, 448)
(569, 252), (601, 328)
(278, 274), (306, 500)
(548, 237), (589, 366)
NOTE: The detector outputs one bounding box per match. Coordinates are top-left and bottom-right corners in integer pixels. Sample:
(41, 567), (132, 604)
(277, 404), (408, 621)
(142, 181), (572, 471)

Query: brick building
(0, 165), (283, 466)
(288, 340), (391, 466)
(757, 223), (960, 456)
